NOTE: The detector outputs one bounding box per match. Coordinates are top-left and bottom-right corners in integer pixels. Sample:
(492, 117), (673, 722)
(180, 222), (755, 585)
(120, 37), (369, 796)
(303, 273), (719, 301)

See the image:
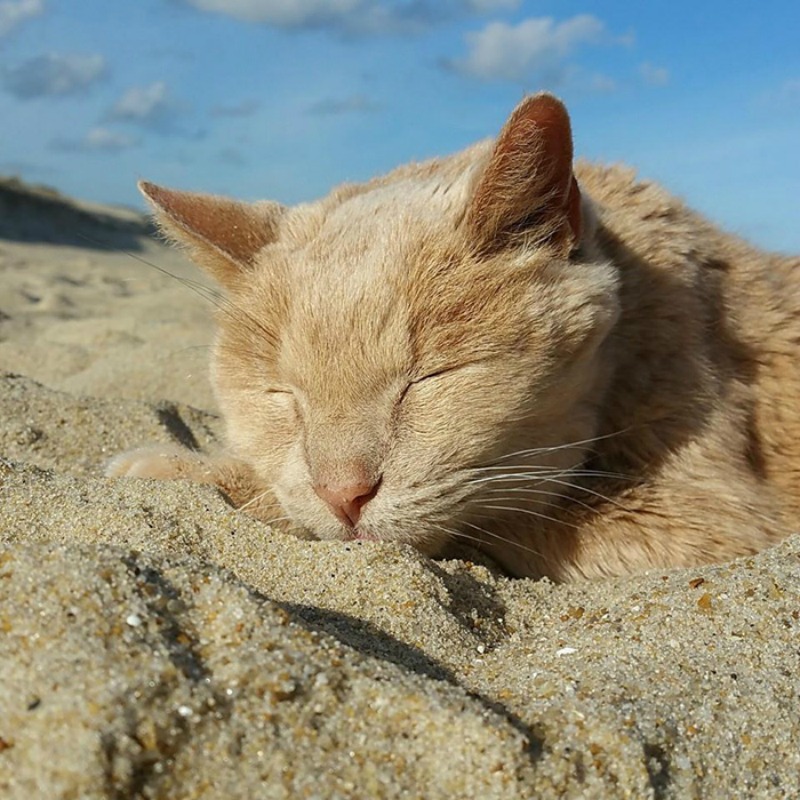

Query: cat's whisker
(474, 464), (633, 478)
(490, 442), (592, 462)
(214, 299), (282, 351)
(431, 522), (547, 560)
(469, 468), (636, 486)
(546, 469), (637, 482)
(237, 487), (277, 512)
(477, 486), (599, 513)
(484, 427), (634, 467)
(526, 466), (640, 486)
(459, 519), (549, 559)
(538, 477), (633, 510)
(470, 502), (583, 530)
(79, 237), (224, 305)
(430, 522), (486, 548)
(78, 234), (283, 351)
(238, 495), (293, 528)
(477, 485), (562, 497)
(473, 466), (560, 479)
(264, 516), (293, 527)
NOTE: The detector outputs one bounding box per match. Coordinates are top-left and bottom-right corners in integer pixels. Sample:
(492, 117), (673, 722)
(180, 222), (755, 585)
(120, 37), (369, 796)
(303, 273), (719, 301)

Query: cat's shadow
(280, 598), (544, 761)
(272, 541), (544, 755)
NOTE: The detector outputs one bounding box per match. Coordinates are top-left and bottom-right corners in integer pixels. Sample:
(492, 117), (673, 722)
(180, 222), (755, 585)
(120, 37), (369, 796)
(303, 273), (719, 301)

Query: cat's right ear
(139, 181), (284, 288)
(467, 93), (581, 255)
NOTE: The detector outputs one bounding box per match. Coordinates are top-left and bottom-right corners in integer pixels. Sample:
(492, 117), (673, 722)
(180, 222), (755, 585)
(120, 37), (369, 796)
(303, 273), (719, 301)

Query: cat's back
(578, 160), (800, 510)
(575, 159), (800, 312)
(577, 159), (800, 348)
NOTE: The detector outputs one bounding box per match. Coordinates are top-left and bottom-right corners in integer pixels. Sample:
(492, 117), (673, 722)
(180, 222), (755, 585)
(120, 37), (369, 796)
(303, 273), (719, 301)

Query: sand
(1, 178), (799, 798)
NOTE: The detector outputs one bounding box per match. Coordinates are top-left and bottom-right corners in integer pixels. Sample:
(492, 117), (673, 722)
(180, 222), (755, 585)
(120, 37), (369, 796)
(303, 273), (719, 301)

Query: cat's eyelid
(416, 366), (455, 383)
(397, 366), (457, 405)
(415, 360), (486, 384)
(399, 360), (486, 404)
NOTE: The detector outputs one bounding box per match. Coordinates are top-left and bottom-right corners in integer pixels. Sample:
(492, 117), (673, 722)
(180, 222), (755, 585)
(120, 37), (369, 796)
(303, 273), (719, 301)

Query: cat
(108, 92), (800, 581)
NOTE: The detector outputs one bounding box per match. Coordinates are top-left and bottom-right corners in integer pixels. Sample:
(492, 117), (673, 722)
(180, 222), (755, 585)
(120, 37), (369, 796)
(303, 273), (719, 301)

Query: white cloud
(2, 53), (106, 98)
(109, 81), (172, 123)
(106, 81), (203, 138)
(51, 127), (140, 153)
(185, 0), (362, 26)
(0, 0), (43, 38)
(83, 127), (139, 151)
(447, 15), (607, 83)
(180, 0), (519, 36)
(465, 0), (518, 10)
(640, 62), (669, 87)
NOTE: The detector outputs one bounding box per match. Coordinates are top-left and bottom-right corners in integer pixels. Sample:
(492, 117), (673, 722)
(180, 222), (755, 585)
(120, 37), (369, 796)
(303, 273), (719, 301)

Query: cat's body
(109, 94), (800, 580)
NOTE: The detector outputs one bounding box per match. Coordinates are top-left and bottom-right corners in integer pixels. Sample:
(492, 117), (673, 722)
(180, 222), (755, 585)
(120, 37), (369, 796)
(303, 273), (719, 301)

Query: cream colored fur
(108, 94), (800, 581)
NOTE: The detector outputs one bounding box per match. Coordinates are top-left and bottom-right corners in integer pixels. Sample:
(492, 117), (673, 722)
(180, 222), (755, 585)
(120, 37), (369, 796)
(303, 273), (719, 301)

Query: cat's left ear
(468, 93), (582, 254)
(139, 181), (284, 288)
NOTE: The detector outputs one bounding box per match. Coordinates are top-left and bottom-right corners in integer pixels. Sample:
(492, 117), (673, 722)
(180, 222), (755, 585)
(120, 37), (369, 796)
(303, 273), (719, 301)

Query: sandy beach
(1, 177), (799, 798)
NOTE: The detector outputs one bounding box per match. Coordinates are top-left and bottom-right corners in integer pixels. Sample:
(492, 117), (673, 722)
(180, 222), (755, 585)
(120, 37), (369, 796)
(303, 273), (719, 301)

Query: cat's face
(210, 173), (618, 553)
(141, 93), (619, 554)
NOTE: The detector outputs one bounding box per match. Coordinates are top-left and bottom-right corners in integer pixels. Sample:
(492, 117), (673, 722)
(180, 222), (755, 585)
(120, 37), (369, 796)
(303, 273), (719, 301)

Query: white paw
(106, 444), (208, 481)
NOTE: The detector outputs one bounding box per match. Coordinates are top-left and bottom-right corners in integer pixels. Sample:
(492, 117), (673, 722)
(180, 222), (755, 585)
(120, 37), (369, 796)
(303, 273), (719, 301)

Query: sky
(1, 0), (798, 253)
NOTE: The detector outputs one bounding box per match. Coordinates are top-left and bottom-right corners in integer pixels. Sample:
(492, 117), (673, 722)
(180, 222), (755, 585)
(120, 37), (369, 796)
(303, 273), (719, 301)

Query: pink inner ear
(470, 93), (582, 250)
(516, 94), (574, 183)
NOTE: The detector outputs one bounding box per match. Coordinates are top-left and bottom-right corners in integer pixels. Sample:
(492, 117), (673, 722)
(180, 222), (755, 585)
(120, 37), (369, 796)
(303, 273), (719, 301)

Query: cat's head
(140, 94), (619, 556)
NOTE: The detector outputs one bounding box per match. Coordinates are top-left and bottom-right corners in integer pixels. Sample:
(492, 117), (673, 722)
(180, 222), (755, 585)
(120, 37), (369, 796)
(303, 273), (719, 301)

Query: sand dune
(1, 178), (799, 798)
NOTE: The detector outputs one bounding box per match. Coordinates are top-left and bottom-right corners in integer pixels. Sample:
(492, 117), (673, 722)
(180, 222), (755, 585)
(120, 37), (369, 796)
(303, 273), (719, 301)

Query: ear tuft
(468, 93), (581, 254)
(139, 181), (284, 287)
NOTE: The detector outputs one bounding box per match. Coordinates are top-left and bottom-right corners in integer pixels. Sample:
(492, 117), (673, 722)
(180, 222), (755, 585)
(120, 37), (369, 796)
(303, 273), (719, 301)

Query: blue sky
(1, 0), (798, 252)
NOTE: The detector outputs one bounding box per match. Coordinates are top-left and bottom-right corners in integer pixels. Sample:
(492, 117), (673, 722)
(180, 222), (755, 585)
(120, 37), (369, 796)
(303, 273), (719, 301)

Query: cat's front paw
(106, 446), (290, 530)
(106, 444), (214, 483)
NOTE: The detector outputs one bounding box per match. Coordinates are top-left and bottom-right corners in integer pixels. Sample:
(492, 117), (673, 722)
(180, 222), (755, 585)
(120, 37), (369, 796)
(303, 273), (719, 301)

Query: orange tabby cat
(108, 93), (800, 581)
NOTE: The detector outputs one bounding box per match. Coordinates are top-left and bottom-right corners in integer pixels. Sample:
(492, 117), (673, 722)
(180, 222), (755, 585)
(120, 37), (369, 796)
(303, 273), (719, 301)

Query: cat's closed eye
(264, 388), (297, 414)
(399, 365), (465, 403)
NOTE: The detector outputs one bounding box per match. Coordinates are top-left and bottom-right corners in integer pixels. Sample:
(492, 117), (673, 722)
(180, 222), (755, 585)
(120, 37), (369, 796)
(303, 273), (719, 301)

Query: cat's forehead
(327, 175), (469, 228)
(284, 145), (488, 254)
(246, 142), (544, 393)
(270, 167), (478, 310)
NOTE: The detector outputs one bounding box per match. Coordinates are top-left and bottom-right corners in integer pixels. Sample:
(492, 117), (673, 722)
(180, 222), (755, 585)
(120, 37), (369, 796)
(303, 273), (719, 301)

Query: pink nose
(314, 480), (380, 528)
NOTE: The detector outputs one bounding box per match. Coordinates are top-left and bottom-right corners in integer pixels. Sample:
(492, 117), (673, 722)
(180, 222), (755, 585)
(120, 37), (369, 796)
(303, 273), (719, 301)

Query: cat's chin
(308, 520), (450, 557)
(342, 529), (379, 543)
(353, 529), (444, 554)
